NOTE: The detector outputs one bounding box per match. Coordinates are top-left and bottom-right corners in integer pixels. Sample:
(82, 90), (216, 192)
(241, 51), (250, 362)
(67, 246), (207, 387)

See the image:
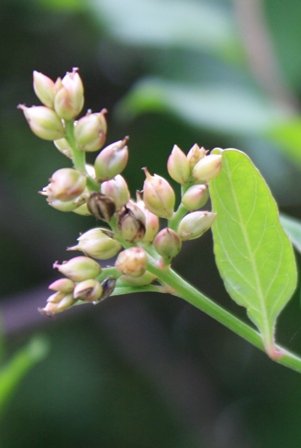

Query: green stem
(145, 259), (301, 373)
(168, 203), (188, 230)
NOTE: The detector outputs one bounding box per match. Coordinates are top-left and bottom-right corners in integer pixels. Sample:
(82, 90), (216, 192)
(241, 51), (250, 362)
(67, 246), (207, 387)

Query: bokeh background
(1, 0), (301, 447)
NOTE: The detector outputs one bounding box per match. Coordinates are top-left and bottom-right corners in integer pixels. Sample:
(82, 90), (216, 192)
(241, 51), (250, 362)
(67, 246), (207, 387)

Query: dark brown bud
(98, 277), (117, 302)
(87, 192), (116, 222)
(117, 204), (145, 243)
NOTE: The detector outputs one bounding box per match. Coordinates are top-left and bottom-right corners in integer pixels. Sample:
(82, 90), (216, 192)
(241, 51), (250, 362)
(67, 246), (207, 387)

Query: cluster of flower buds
(19, 68), (223, 317)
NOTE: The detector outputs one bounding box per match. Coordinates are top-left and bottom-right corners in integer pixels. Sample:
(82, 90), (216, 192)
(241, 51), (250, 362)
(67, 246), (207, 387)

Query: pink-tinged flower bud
(94, 137), (129, 182)
(53, 256), (101, 281)
(39, 292), (75, 317)
(115, 247), (148, 277)
(54, 138), (73, 158)
(120, 271), (156, 286)
(68, 227), (122, 260)
(178, 211), (217, 240)
(101, 175), (130, 211)
(117, 201), (146, 243)
(73, 279), (103, 302)
(87, 192), (116, 221)
(74, 109), (107, 152)
(54, 68), (84, 120)
(136, 192), (160, 243)
(181, 184), (209, 211)
(49, 278), (74, 293)
(33, 71), (56, 108)
(167, 144), (190, 184)
(187, 144), (206, 167)
(192, 154), (222, 182)
(48, 196), (85, 212)
(42, 168), (86, 202)
(18, 105), (65, 140)
(142, 168), (175, 219)
(153, 228), (182, 260)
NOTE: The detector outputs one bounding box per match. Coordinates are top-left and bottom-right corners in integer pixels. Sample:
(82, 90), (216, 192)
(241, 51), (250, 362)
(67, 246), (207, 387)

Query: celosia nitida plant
(19, 68), (301, 373)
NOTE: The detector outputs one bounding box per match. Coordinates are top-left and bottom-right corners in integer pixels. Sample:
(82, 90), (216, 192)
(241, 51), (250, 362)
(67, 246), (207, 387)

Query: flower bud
(187, 144), (206, 167)
(39, 292), (75, 317)
(73, 279), (103, 302)
(181, 184), (209, 211)
(53, 256), (101, 281)
(42, 168), (86, 202)
(178, 211), (217, 240)
(87, 192), (116, 221)
(48, 196), (85, 212)
(74, 109), (107, 152)
(115, 247), (148, 278)
(54, 138), (73, 158)
(33, 71), (56, 108)
(68, 227), (122, 260)
(153, 228), (182, 260)
(18, 105), (65, 140)
(167, 145), (190, 184)
(94, 137), (129, 182)
(54, 68), (84, 120)
(72, 203), (91, 216)
(192, 154), (222, 182)
(120, 271), (156, 286)
(135, 192), (160, 243)
(99, 277), (117, 302)
(49, 278), (74, 293)
(117, 202), (145, 243)
(142, 168), (175, 219)
(101, 175), (130, 211)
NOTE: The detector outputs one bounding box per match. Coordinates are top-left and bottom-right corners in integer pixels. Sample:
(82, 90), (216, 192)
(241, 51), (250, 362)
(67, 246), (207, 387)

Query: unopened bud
(178, 211), (217, 240)
(142, 168), (175, 219)
(74, 109), (107, 152)
(153, 228), (182, 260)
(101, 175), (130, 211)
(98, 277), (117, 302)
(181, 184), (209, 211)
(120, 271), (156, 286)
(72, 203), (91, 216)
(42, 168), (86, 202)
(167, 145), (190, 184)
(18, 105), (65, 140)
(192, 154), (222, 182)
(53, 256), (101, 281)
(49, 278), (74, 293)
(115, 247), (148, 277)
(33, 71), (56, 108)
(54, 138), (73, 158)
(87, 192), (116, 221)
(73, 279), (103, 302)
(94, 137), (129, 182)
(54, 68), (84, 120)
(117, 202), (145, 243)
(68, 227), (122, 260)
(187, 144), (206, 167)
(48, 196), (85, 212)
(39, 292), (75, 317)
(136, 192), (160, 243)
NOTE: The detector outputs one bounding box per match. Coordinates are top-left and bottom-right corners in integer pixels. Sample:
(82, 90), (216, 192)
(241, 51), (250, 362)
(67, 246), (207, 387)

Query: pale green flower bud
(68, 228), (122, 260)
(101, 175), (130, 211)
(192, 154), (222, 182)
(187, 144), (206, 167)
(54, 68), (84, 120)
(136, 194), (160, 243)
(39, 292), (75, 317)
(18, 105), (65, 140)
(94, 137), (129, 182)
(153, 228), (182, 260)
(178, 211), (217, 240)
(72, 203), (91, 216)
(115, 247), (148, 278)
(48, 196), (85, 212)
(120, 271), (156, 286)
(33, 71), (56, 108)
(53, 256), (101, 281)
(167, 144), (190, 184)
(142, 168), (175, 219)
(181, 184), (209, 211)
(117, 201), (146, 243)
(87, 192), (116, 222)
(42, 168), (86, 202)
(73, 279), (103, 302)
(74, 109), (107, 152)
(48, 278), (74, 293)
(53, 138), (73, 158)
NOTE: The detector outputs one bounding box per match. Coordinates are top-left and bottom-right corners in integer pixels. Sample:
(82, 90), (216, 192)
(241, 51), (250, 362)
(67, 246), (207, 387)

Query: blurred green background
(1, 0), (301, 447)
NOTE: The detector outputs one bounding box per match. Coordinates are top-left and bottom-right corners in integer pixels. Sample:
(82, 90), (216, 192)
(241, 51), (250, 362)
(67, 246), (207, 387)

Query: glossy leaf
(209, 149), (297, 356)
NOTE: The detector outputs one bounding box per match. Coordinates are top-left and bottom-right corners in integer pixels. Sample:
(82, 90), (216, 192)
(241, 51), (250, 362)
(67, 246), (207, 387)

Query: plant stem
(145, 259), (301, 373)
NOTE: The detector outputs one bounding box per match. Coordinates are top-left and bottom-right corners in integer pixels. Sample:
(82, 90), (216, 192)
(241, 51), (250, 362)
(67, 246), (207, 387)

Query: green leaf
(209, 149), (297, 356)
(280, 213), (301, 253)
